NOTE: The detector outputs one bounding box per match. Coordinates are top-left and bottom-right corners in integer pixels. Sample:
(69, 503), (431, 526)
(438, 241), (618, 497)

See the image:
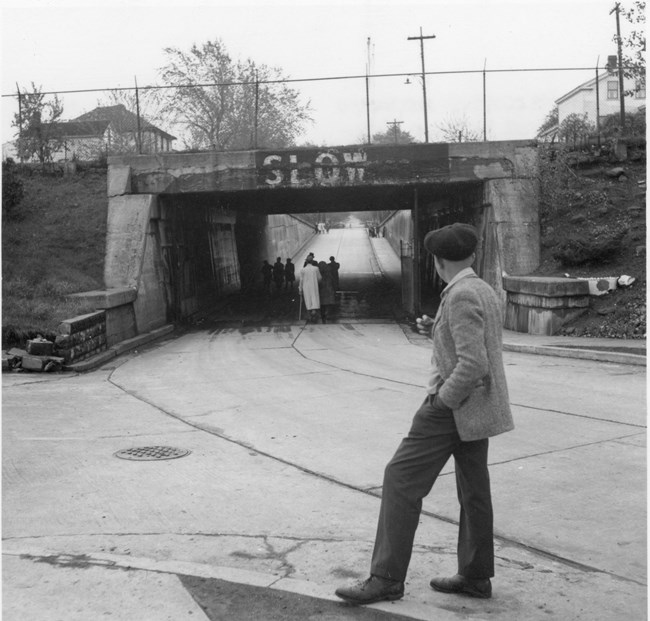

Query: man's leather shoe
(429, 574), (492, 598)
(335, 575), (404, 605)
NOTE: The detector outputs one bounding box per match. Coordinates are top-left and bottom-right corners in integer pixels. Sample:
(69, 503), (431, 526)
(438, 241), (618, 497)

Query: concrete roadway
(3, 228), (647, 620)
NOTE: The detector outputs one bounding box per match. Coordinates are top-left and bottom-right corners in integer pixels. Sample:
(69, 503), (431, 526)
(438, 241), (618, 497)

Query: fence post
(254, 71), (259, 149)
(595, 58), (601, 148)
(134, 76), (142, 155)
(16, 83), (23, 163)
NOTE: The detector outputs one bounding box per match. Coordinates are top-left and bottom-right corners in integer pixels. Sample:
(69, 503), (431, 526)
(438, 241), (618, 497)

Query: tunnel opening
(156, 180), (484, 325)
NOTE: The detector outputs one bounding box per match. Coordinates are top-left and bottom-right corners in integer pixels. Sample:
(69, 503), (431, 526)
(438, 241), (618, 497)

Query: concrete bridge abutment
(71, 140), (546, 343)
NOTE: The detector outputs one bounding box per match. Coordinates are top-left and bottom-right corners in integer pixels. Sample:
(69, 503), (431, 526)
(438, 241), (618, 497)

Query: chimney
(606, 55), (618, 73)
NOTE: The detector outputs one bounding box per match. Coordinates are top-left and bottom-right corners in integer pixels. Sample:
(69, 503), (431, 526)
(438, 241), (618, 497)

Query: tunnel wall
(88, 193), (169, 342)
(237, 212), (316, 289)
(264, 214), (317, 265)
(380, 210), (412, 257)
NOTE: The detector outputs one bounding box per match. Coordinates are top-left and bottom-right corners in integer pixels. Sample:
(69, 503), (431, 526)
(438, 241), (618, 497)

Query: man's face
(433, 256), (445, 281)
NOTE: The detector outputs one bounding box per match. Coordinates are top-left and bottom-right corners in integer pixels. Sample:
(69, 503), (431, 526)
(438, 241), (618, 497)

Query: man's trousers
(370, 394), (494, 582)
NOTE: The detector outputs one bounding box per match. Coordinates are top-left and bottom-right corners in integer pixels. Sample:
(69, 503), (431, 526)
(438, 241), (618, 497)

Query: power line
(1, 65), (618, 99)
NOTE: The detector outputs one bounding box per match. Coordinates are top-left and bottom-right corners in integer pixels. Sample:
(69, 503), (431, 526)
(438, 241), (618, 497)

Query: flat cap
(423, 223), (478, 261)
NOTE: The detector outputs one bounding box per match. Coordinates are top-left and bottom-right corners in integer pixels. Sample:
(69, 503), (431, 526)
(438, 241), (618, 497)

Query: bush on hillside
(552, 228), (626, 267)
(2, 158), (25, 220)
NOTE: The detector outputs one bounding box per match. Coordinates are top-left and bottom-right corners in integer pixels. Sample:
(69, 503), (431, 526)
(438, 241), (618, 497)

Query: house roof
(73, 105), (176, 140)
(22, 119), (110, 139)
(555, 73), (609, 105)
(55, 120), (111, 137)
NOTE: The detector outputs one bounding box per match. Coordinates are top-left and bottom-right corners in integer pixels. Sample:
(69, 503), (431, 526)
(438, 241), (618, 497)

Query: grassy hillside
(2, 169), (107, 346)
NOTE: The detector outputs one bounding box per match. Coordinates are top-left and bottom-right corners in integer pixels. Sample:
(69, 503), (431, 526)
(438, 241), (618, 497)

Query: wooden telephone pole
(386, 119), (403, 144)
(407, 27), (435, 143)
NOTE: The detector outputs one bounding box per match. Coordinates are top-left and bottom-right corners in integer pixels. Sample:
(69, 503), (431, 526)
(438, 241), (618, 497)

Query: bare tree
(436, 115), (481, 142)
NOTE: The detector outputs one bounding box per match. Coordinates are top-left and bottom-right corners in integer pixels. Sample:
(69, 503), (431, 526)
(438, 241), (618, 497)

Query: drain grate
(114, 446), (191, 461)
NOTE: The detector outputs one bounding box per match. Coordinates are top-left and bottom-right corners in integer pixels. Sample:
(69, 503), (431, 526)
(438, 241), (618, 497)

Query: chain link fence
(2, 62), (645, 164)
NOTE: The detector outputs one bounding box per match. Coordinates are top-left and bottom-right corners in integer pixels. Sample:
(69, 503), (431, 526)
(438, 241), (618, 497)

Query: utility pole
(366, 37), (373, 144)
(482, 58), (487, 141)
(407, 27), (435, 143)
(610, 2), (626, 130)
(386, 119), (403, 144)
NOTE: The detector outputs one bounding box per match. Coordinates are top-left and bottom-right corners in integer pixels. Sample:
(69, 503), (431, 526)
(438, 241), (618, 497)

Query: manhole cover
(114, 446), (191, 461)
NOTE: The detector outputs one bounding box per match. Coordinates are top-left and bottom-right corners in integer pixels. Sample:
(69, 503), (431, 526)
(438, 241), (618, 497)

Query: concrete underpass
(157, 180), (485, 326)
(97, 141), (539, 344)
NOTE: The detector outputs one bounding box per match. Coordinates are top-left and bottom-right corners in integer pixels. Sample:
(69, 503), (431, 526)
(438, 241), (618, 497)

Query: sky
(0, 0), (636, 148)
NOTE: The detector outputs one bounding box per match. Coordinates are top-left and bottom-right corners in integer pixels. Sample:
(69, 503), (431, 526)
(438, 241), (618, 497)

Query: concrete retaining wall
(380, 210), (412, 257)
(503, 276), (590, 335)
(104, 194), (168, 333)
(264, 214), (317, 264)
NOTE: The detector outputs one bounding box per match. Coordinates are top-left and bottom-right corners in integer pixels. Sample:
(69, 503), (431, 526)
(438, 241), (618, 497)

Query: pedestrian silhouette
(318, 261), (336, 323)
(329, 256), (340, 291)
(284, 258), (295, 290)
(261, 260), (272, 293)
(272, 257), (284, 292)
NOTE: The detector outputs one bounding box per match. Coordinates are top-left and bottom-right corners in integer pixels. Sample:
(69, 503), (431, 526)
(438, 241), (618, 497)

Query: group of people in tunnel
(260, 257), (296, 293)
(260, 254), (340, 323)
(298, 253), (340, 324)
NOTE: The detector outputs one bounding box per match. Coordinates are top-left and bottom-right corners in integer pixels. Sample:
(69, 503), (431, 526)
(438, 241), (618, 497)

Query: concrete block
(68, 287), (137, 309)
(26, 338), (54, 356)
(107, 165), (132, 197)
(21, 355), (45, 371)
(503, 276), (589, 297)
(105, 305), (137, 347)
(505, 303), (587, 335)
(2, 353), (18, 371)
(508, 292), (590, 309)
(58, 311), (106, 336)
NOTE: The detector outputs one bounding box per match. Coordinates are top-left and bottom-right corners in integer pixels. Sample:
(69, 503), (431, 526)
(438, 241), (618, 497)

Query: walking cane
(298, 291), (302, 321)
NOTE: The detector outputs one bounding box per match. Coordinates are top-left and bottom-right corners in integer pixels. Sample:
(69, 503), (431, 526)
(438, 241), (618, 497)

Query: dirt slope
(532, 151), (646, 339)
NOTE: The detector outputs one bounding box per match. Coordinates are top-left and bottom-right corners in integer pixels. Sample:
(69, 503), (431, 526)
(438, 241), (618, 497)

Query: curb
(65, 324), (175, 372)
(502, 342), (646, 366)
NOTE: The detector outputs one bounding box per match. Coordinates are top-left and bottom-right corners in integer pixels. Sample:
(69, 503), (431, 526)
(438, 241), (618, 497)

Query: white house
(556, 73), (645, 124)
(20, 104), (176, 162)
(539, 57), (645, 141)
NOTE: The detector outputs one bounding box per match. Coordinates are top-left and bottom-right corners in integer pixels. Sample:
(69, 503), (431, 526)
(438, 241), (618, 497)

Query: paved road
(3, 229), (646, 620)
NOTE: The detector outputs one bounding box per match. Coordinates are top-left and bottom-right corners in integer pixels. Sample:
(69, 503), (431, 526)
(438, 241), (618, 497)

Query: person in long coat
(299, 260), (322, 322)
(318, 261), (336, 323)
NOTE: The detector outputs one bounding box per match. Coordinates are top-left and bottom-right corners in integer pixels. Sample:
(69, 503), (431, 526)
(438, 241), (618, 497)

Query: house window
(607, 81), (619, 99)
(635, 79), (646, 99)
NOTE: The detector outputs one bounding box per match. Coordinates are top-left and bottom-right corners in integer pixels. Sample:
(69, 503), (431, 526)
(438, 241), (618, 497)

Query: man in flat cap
(335, 222), (514, 605)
